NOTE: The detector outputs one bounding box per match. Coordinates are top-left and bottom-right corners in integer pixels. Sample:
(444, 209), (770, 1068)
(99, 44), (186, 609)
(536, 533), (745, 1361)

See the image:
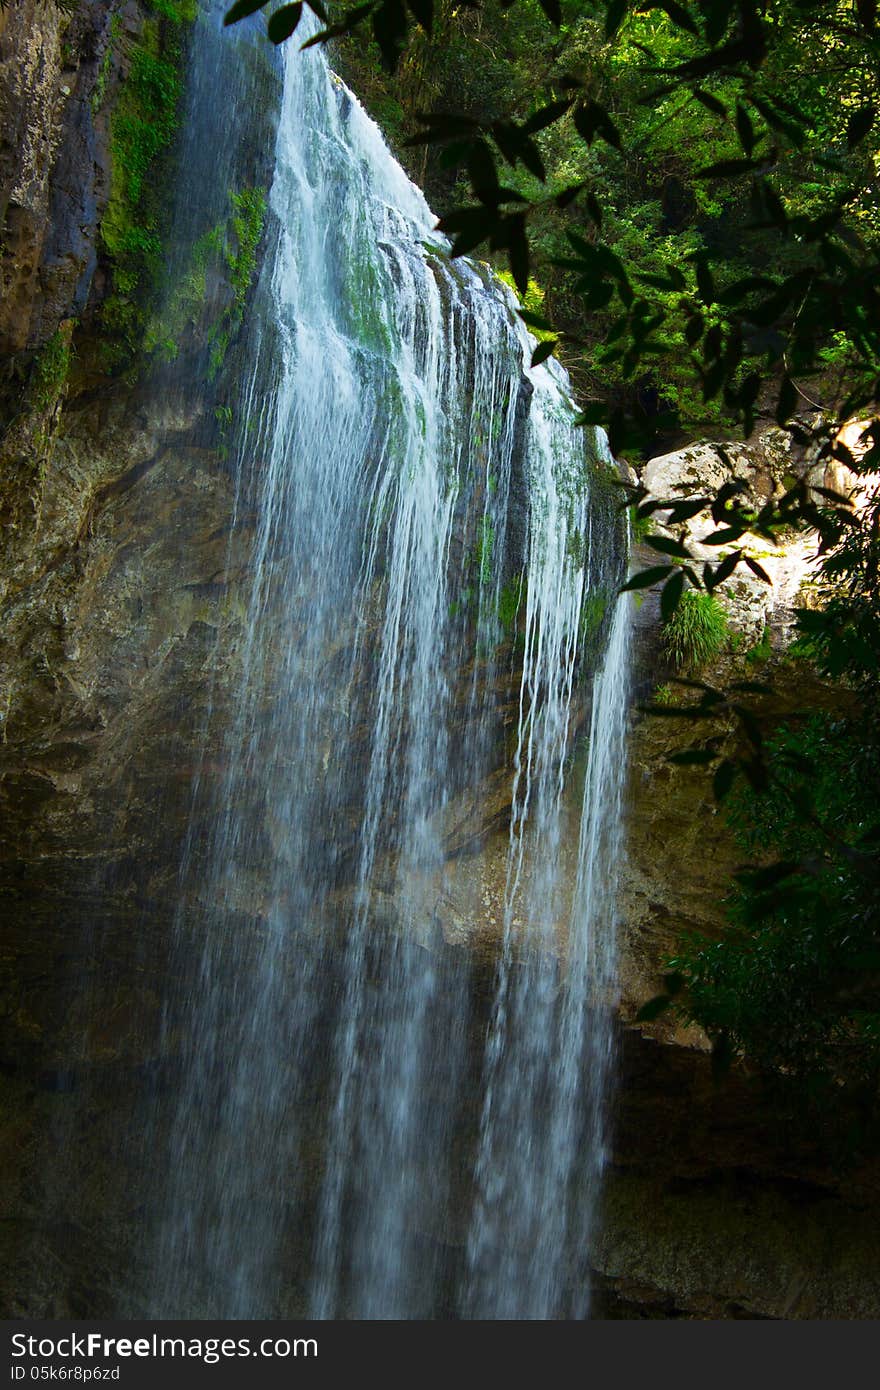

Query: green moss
(497, 572), (527, 635)
(147, 0), (199, 20)
(566, 525), (588, 568)
(206, 187), (267, 378)
(142, 180), (266, 374)
(474, 512), (495, 586)
(30, 330), (72, 414)
(662, 589), (728, 672)
(91, 15), (120, 115)
(97, 12), (193, 369)
(745, 624), (772, 665)
(579, 590), (609, 648)
(343, 243), (394, 356)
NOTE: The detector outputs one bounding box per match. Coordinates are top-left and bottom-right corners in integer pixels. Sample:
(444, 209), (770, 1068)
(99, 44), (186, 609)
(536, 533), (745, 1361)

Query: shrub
(662, 589), (728, 671)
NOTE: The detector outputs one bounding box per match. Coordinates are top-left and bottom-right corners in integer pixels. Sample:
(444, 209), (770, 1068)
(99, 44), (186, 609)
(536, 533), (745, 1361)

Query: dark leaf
(555, 182), (585, 210)
(735, 102), (756, 155)
(519, 309), (556, 332)
(666, 263), (687, 290)
(224, 0), (267, 23)
(467, 140), (499, 198)
(744, 555), (771, 583)
(507, 215), (529, 294)
(604, 0), (629, 38)
(667, 37), (755, 82)
(635, 994), (673, 1022)
(406, 0), (432, 30)
(669, 747), (717, 765)
(436, 207), (495, 256)
(735, 860), (800, 891)
(522, 99), (574, 136)
(620, 565), (675, 590)
(574, 102), (622, 151)
(536, 0), (562, 24)
(572, 403), (609, 426)
(702, 526), (744, 547)
(710, 549), (742, 588)
(665, 498), (711, 522)
(267, 2), (303, 42)
(638, 0), (699, 31)
(697, 157), (767, 178)
(711, 1030), (733, 1077)
(647, 534), (692, 559)
(733, 703), (763, 748)
(661, 569), (686, 621)
(713, 759), (736, 800)
(372, 0), (407, 71)
(530, 339), (558, 367)
(695, 258), (715, 304)
(685, 314), (704, 346)
(847, 104), (876, 149)
(776, 374), (797, 425)
(702, 0), (733, 45)
(692, 87), (727, 117)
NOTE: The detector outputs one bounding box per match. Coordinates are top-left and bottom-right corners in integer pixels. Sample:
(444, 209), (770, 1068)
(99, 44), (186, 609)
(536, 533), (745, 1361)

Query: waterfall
(146, 12), (630, 1319)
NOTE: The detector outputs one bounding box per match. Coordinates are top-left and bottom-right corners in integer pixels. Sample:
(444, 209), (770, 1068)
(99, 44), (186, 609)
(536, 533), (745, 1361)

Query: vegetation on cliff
(99, 1), (195, 369)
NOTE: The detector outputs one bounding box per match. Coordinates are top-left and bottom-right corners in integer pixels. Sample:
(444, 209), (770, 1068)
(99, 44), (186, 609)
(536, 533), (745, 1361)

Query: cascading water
(146, 10), (630, 1319)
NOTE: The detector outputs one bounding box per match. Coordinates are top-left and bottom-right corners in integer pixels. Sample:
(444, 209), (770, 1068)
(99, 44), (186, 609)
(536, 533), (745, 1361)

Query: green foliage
(495, 270), (555, 342)
(29, 330), (72, 415)
(744, 624), (771, 666)
(667, 715), (880, 1114)
(98, 14), (191, 369)
(662, 588), (728, 671)
(267, 0), (880, 459)
(640, 453), (880, 1119)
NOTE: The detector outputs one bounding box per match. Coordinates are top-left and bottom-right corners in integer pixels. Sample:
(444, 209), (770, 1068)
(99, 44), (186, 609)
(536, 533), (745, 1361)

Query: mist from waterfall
(145, 9), (630, 1319)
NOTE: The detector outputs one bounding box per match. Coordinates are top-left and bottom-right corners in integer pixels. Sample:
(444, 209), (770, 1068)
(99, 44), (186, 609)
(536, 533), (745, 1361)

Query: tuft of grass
(662, 589), (728, 671)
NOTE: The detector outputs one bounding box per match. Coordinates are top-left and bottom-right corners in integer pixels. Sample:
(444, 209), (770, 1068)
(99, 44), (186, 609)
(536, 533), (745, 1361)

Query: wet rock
(0, 1), (113, 360)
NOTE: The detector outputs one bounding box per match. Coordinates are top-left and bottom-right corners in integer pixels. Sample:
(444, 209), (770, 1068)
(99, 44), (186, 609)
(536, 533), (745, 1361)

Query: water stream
(146, 11), (630, 1319)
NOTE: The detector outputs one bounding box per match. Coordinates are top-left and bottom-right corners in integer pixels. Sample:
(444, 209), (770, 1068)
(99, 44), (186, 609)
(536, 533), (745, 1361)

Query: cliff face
(1, 3), (879, 1321)
(0, 0), (105, 356)
(0, 0), (233, 1078)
